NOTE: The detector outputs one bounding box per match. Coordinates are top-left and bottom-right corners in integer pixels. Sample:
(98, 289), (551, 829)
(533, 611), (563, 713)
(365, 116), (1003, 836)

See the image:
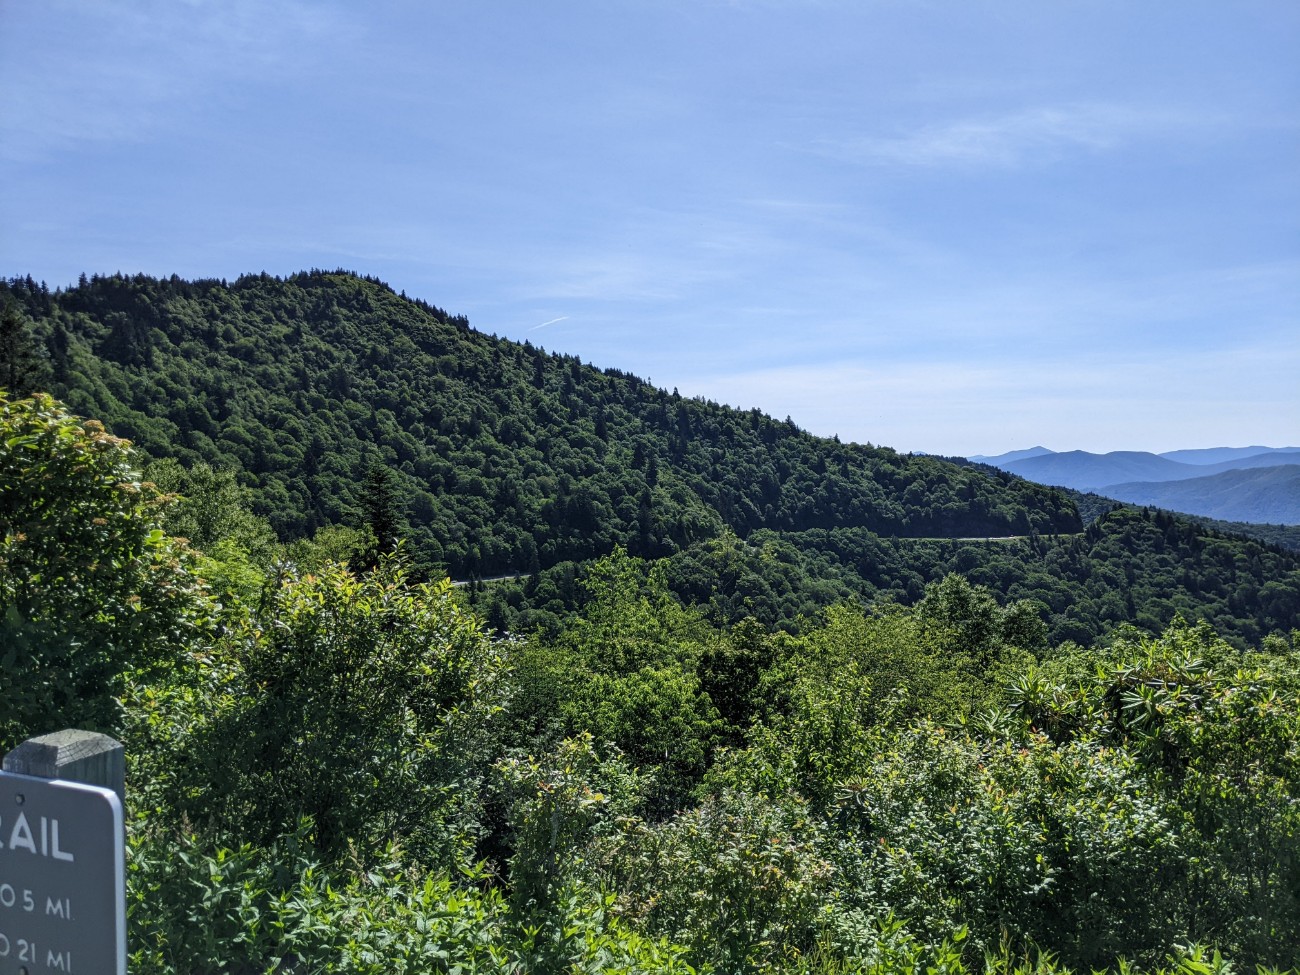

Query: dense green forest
(2, 391), (1298, 973)
(1, 271), (1077, 574)
(1157, 512), (1300, 554)
(4, 271), (1299, 651)
(476, 509), (1300, 650)
(4, 273), (1300, 969)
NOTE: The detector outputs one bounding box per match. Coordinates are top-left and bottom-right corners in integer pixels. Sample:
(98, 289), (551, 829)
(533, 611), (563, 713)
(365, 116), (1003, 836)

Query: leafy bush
(133, 554), (509, 865)
(0, 391), (211, 740)
(1006, 619), (1300, 964)
(594, 788), (834, 974)
(128, 822), (694, 975)
(510, 550), (725, 814)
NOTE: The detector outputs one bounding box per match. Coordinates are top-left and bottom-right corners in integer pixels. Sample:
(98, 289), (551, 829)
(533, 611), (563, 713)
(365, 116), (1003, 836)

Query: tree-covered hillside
(479, 508), (1300, 650)
(4, 267), (1300, 969)
(5, 269), (1299, 647)
(3, 393), (1298, 973)
(4, 270), (1077, 578)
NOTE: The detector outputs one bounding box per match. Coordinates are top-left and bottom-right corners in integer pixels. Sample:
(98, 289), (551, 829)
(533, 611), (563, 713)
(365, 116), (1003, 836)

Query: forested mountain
(480, 505), (1300, 649)
(4, 269), (1300, 647)
(968, 443), (1300, 531)
(1001, 450), (1198, 488)
(1175, 514), (1300, 553)
(5, 274), (1300, 972)
(2, 270), (1077, 579)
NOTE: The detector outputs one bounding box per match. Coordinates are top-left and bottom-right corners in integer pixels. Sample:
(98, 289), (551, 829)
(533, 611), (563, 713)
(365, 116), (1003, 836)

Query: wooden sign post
(0, 731), (126, 975)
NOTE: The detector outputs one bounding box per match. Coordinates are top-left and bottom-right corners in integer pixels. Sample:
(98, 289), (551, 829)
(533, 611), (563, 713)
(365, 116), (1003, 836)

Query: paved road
(451, 572), (528, 588)
(909, 533), (1084, 543)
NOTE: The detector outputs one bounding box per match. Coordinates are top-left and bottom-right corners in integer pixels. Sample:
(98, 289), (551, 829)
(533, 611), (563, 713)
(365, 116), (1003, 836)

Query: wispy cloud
(529, 316), (569, 331)
(815, 103), (1177, 170)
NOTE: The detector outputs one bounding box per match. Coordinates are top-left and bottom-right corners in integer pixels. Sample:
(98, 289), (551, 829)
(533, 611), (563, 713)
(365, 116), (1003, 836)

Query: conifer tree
(0, 298), (50, 395)
(358, 462), (406, 566)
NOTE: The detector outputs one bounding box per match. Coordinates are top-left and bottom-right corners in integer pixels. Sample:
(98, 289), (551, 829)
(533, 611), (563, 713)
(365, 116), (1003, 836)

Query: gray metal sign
(0, 771), (124, 975)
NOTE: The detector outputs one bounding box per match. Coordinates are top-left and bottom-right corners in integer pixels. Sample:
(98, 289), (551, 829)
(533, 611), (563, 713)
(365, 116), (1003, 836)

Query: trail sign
(0, 771), (124, 975)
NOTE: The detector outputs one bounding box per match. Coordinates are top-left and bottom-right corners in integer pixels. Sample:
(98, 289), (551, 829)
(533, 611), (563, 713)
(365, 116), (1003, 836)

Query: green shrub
(131, 554), (509, 866)
(1, 392), (211, 740)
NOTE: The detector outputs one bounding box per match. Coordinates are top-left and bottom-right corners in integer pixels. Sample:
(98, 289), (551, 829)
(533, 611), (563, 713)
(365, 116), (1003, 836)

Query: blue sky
(3, 1), (1297, 456)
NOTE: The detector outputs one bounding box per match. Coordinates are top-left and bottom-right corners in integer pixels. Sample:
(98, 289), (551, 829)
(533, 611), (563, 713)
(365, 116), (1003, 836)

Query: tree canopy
(8, 270), (1297, 651)
(3, 392), (1298, 972)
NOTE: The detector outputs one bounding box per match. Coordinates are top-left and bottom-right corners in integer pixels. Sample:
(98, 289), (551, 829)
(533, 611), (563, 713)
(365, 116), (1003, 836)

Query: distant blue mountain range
(1103, 466), (1300, 526)
(967, 446), (1300, 525)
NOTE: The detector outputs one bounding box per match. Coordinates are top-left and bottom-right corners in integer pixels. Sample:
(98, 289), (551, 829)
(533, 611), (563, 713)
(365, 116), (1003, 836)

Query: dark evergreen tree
(46, 320), (70, 383)
(358, 463), (406, 566)
(0, 299), (50, 395)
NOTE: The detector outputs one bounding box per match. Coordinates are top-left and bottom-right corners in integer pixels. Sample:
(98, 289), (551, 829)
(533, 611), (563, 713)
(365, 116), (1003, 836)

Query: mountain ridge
(966, 445), (1300, 527)
(2, 270), (1080, 578)
(1161, 445), (1300, 466)
(1101, 464), (1300, 526)
(971, 446), (1300, 489)
(5, 269), (1299, 647)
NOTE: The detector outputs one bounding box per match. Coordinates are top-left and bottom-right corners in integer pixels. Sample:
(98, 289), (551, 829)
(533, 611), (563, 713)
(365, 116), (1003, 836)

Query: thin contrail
(529, 316), (568, 331)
